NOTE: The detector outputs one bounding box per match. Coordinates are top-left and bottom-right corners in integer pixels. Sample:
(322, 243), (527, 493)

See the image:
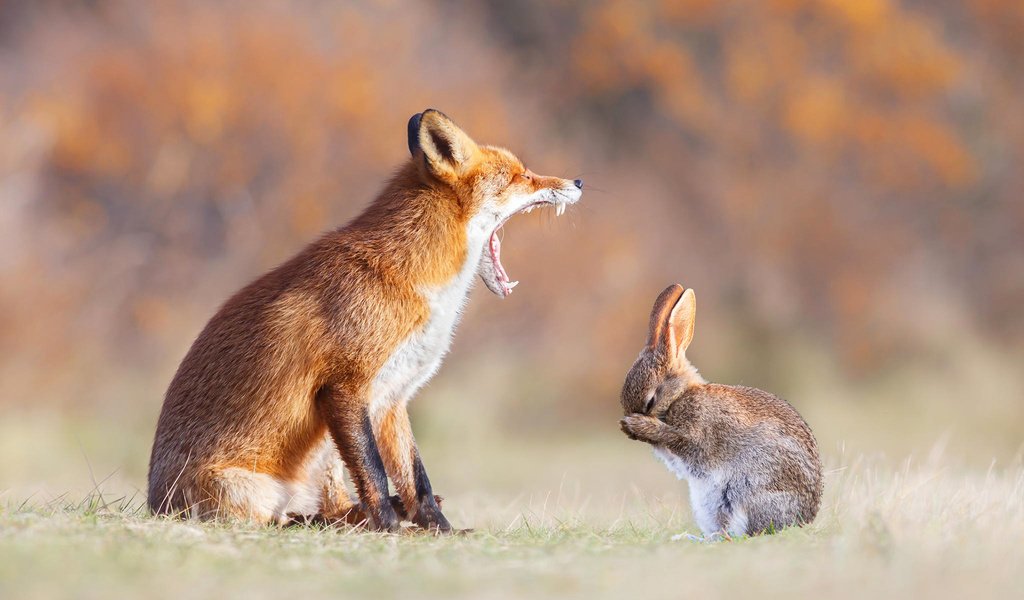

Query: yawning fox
(147, 109), (583, 531)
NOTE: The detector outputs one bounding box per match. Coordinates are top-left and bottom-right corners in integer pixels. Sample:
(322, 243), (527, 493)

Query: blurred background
(0, 0), (1022, 505)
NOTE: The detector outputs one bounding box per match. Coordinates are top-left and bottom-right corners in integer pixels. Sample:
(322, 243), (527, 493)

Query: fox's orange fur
(148, 110), (582, 531)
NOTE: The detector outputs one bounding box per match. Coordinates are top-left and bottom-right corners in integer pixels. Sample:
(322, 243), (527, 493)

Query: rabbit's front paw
(620, 414), (665, 443)
(620, 417), (640, 440)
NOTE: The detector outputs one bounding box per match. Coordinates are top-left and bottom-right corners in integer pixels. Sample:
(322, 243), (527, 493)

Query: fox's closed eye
(644, 393), (655, 413)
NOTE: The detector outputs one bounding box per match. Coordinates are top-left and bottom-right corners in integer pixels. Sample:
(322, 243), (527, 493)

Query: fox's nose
(573, 179), (583, 190)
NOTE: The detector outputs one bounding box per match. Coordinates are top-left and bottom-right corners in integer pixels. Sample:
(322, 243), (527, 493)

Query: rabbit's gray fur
(620, 285), (823, 537)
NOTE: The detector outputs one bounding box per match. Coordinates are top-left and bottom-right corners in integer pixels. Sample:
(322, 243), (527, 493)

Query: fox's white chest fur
(369, 221), (491, 419)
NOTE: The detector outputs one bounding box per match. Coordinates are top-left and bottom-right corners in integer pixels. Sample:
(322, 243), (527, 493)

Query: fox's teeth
(507, 280), (519, 289)
(556, 204), (565, 217)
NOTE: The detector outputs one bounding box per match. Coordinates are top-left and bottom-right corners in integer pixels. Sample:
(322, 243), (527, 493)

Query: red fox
(147, 109), (583, 531)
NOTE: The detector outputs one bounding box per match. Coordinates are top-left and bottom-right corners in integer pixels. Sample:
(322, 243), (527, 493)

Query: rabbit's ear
(647, 284), (685, 354)
(667, 288), (696, 357)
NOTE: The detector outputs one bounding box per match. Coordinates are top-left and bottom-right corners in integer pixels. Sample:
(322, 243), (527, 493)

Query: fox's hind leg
(198, 467), (317, 525)
(303, 435), (360, 521)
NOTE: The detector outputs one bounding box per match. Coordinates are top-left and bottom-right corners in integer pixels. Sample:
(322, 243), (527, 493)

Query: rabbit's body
(620, 285), (822, 538)
(643, 384), (821, 536)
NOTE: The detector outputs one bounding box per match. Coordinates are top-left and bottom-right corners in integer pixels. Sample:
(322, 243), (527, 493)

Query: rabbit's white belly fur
(652, 446), (747, 536)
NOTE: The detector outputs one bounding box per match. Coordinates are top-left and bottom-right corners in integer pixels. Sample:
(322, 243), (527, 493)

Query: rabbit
(619, 284), (823, 538)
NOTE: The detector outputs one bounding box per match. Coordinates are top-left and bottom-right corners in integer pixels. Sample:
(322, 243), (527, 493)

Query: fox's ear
(647, 284), (685, 354)
(407, 112), (424, 156)
(667, 288), (696, 358)
(412, 109), (479, 182)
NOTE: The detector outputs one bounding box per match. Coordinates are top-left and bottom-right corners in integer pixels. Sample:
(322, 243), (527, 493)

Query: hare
(619, 284), (822, 538)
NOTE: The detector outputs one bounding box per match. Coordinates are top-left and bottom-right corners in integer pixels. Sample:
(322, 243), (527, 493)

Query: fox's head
(407, 109), (583, 298)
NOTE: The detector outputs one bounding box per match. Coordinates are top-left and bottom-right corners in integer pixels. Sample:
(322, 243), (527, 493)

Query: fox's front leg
(620, 414), (675, 445)
(374, 402), (452, 533)
(317, 384), (400, 532)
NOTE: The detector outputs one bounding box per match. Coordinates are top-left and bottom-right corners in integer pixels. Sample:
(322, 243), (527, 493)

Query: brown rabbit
(619, 284), (823, 538)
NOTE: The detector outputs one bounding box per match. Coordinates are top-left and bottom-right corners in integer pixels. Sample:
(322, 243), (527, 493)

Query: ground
(2, 447), (1021, 600)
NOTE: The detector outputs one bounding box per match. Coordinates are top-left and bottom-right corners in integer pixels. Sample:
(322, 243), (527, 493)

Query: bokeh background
(1, 0), (1022, 505)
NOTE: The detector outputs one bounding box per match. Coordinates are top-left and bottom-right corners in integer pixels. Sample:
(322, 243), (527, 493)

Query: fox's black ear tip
(407, 112), (424, 155)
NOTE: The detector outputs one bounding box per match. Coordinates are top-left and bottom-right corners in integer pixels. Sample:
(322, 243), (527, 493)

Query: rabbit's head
(621, 284), (703, 416)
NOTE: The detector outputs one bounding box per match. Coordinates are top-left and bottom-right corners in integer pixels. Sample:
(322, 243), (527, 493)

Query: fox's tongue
(488, 225), (518, 296)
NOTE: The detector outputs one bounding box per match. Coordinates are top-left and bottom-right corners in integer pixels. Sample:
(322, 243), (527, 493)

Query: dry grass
(1, 445), (1021, 600)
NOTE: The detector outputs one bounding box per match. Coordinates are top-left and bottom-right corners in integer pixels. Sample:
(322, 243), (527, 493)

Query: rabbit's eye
(644, 394), (656, 413)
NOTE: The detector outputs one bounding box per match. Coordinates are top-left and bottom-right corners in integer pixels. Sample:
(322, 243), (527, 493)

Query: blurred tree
(1, 0), (1021, 415)
(479, 0), (1022, 370)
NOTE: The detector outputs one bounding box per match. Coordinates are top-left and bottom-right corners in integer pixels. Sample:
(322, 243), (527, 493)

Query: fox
(147, 109), (583, 532)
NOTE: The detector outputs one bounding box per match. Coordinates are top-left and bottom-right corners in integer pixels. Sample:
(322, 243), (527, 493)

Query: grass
(2, 453), (1022, 600)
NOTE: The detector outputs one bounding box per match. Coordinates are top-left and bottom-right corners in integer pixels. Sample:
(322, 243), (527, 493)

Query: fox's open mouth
(479, 199), (571, 298)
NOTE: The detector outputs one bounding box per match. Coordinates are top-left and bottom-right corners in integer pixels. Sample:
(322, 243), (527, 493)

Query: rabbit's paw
(671, 531), (729, 543)
(620, 414), (667, 443)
